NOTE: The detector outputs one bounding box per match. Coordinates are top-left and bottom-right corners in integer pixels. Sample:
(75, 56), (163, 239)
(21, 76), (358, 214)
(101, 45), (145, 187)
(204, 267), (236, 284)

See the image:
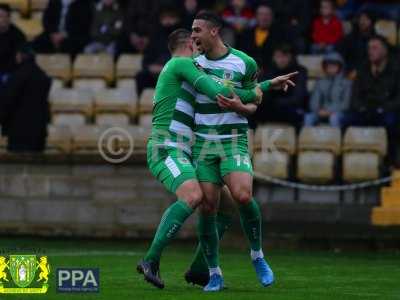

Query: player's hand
(270, 71), (298, 92)
(216, 93), (245, 113)
(254, 86), (263, 105)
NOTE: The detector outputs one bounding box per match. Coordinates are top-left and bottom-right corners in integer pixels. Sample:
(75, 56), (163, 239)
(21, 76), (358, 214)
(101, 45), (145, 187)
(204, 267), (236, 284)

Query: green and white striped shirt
(194, 47), (259, 140)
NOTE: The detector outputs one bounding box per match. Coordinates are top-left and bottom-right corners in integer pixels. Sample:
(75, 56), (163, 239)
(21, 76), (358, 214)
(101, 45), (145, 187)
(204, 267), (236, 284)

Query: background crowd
(0, 0), (400, 165)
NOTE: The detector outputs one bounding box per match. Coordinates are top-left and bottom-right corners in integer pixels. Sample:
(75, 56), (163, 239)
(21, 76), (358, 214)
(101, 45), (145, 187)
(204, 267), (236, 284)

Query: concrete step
(371, 207), (400, 225)
(391, 170), (400, 188)
(381, 187), (400, 207)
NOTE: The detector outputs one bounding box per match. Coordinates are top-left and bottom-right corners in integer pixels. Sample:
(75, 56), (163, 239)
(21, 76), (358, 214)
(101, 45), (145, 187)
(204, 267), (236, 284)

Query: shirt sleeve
(242, 56), (259, 89)
(174, 57), (257, 103)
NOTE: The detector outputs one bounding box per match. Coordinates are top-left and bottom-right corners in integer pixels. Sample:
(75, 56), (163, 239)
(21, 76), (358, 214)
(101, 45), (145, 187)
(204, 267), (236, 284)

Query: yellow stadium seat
(375, 19), (397, 46)
(117, 78), (137, 89)
(125, 126), (151, 153)
(94, 88), (137, 117)
(46, 125), (72, 154)
(138, 114), (153, 128)
(299, 126), (341, 155)
(116, 54), (143, 78)
(343, 152), (380, 182)
(73, 54), (115, 84)
(49, 88), (93, 117)
(72, 125), (103, 153)
(297, 151), (335, 183)
(36, 54), (72, 82)
(0, 0), (29, 16)
(50, 79), (64, 92)
(343, 127), (387, 156)
(96, 113), (130, 127)
(73, 79), (107, 93)
(297, 55), (324, 78)
(52, 113), (86, 128)
(253, 125), (296, 155)
(253, 151), (290, 179)
(13, 16), (43, 41)
(139, 88), (155, 114)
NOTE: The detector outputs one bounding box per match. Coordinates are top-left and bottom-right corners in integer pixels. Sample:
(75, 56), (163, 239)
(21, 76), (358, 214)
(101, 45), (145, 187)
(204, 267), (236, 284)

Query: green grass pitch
(1, 237), (399, 300)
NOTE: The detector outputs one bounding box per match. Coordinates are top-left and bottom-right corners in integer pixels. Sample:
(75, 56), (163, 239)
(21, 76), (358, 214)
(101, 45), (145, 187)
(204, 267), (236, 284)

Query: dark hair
(274, 44), (295, 56)
(168, 28), (191, 53)
(321, 0), (336, 8)
(368, 34), (389, 49)
(0, 4), (11, 14)
(195, 11), (223, 28)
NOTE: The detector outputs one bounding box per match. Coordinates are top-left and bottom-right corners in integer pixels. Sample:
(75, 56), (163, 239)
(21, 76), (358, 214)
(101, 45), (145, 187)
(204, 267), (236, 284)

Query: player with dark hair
(184, 11), (297, 291)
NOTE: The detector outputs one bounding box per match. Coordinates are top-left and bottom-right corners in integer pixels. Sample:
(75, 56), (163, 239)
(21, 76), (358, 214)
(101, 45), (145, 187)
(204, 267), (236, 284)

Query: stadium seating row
(49, 86), (154, 127)
(0, 124), (387, 183)
(36, 54), (143, 84)
(253, 125), (387, 183)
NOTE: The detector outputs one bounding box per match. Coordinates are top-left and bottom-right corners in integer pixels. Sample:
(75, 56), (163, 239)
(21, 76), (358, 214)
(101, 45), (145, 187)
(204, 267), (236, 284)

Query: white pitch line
(48, 251), (143, 256)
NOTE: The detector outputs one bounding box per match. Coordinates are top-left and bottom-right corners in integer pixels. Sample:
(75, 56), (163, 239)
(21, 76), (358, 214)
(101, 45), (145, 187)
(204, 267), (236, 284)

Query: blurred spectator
(238, 2), (280, 75)
(222, 0), (255, 35)
(349, 35), (399, 163)
(359, 1), (400, 21)
(339, 11), (376, 77)
(116, 21), (151, 56)
(311, 0), (343, 54)
(182, 0), (199, 29)
(268, 0), (312, 54)
(135, 6), (181, 96)
(249, 44), (308, 130)
(0, 45), (51, 152)
(304, 52), (351, 128)
(0, 4), (26, 87)
(32, 0), (93, 56)
(84, 0), (123, 56)
(335, 0), (362, 20)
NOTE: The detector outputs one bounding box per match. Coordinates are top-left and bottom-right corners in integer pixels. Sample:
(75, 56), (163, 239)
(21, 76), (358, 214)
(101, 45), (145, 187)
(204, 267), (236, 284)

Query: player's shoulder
(230, 47), (258, 74)
(230, 47), (256, 65)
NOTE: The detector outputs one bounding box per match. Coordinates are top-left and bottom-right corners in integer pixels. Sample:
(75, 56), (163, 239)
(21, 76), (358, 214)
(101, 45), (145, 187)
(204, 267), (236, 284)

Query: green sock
(144, 200), (193, 263)
(238, 198), (262, 251)
(190, 212), (233, 273)
(197, 214), (219, 268)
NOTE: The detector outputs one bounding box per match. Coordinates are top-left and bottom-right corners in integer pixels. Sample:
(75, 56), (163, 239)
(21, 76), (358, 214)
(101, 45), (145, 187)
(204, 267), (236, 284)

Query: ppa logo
(57, 268), (99, 293)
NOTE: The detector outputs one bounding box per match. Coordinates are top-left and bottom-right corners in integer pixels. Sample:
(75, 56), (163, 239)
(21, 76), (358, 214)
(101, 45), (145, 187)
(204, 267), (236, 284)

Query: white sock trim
(251, 249), (264, 260)
(209, 267), (222, 276)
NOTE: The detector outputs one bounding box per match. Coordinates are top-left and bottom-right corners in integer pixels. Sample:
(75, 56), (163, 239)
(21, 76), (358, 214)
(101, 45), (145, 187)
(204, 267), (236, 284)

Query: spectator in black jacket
(32, 0), (93, 56)
(0, 4), (26, 86)
(349, 35), (400, 163)
(0, 45), (51, 152)
(339, 11), (376, 77)
(249, 44), (308, 129)
(268, 0), (312, 54)
(135, 6), (181, 96)
(238, 2), (282, 77)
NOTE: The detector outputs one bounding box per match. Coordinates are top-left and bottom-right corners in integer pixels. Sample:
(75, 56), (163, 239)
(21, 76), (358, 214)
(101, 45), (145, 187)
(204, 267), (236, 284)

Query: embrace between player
(137, 11), (297, 292)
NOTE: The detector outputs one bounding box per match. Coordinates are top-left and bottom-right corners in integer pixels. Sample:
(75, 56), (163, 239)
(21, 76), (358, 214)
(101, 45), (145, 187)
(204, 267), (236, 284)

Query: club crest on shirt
(223, 70), (234, 80)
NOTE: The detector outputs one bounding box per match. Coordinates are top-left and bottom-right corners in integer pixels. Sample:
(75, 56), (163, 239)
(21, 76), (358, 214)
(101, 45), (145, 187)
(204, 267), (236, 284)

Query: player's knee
(184, 188), (203, 208)
(232, 188), (252, 205)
